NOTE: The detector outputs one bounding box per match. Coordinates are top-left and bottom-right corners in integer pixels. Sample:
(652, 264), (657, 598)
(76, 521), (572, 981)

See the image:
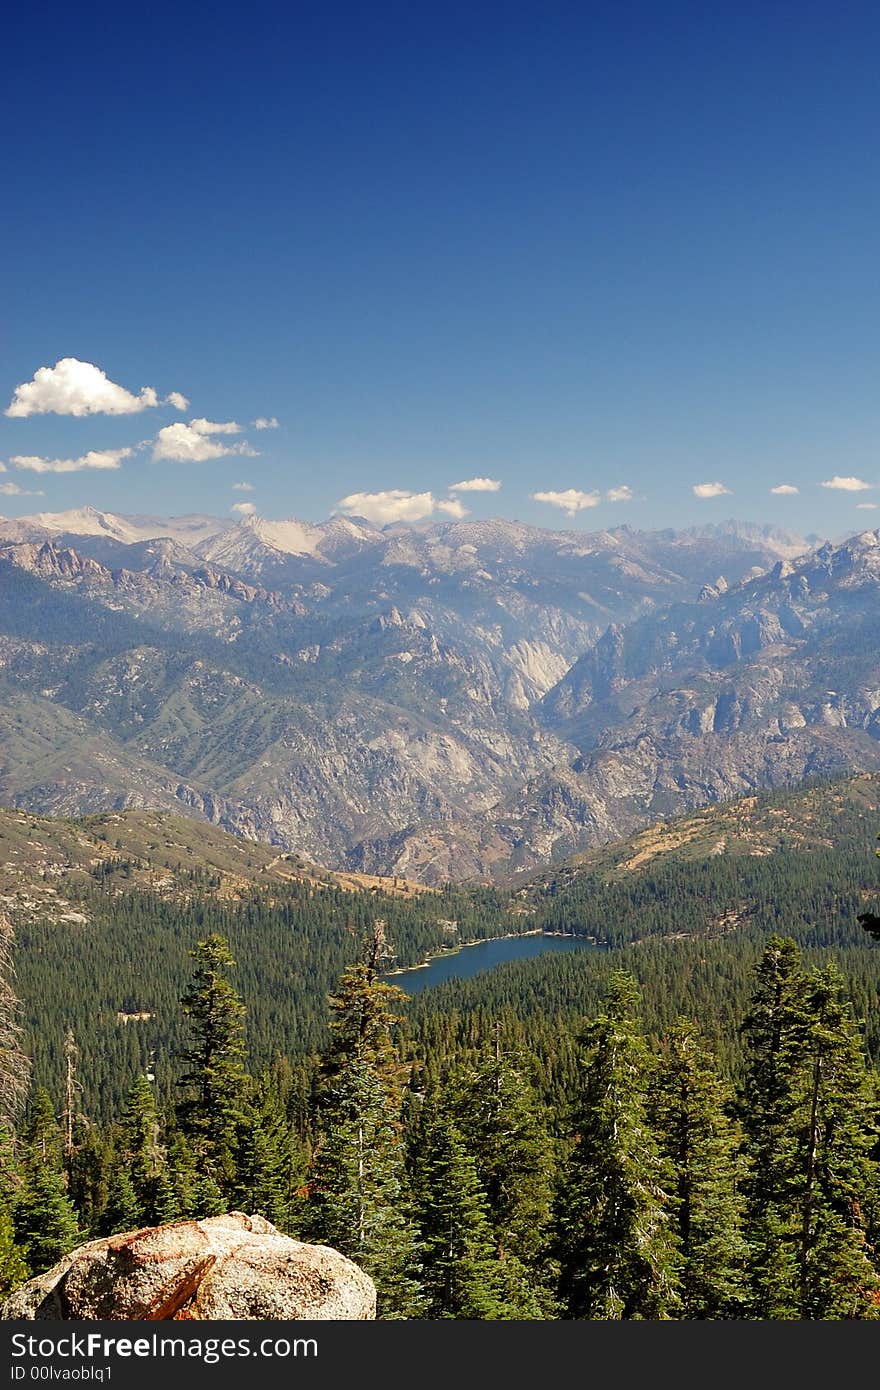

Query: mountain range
(3, 505), (875, 883)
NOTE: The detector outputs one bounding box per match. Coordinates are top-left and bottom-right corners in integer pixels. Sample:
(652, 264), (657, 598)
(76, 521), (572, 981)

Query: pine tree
(0, 1127), (28, 1303)
(149, 1166), (182, 1226)
(791, 965), (879, 1318)
(554, 972), (680, 1319)
(305, 927), (424, 1318)
(22, 1089), (64, 1169)
(121, 1076), (164, 1203)
(0, 913), (30, 1131)
(12, 1166), (79, 1273)
(0, 1207), (29, 1302)
(0, 1124), (22, 1209)
(66, 1119), (111, 1234)
(102, 1166), (144, 1236)
(740, 936), (814, 1317)
(323, 921), (402, 1079)
(189, 1174), (225, 1219)
(649, 1021), (748, 1318)
(176, 935), (249, 1188)
(233, 1081), (295, 1230)
(12, 1087), (80, 1273)
(408, 1102), (518, 1319)
(447, 1034), (556, 1313)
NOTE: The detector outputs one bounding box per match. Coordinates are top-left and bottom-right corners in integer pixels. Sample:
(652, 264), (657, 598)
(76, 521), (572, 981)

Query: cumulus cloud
(693, 481), (733, 499)
(856, 502), (877, 510)
(232, 481), (254, 492)
(335, 489), (439, 524)
(821, 475), (871, 491)
(770, 484), (799, 495)
(188, 418), (242, 435)
(10, 448), (132, 473)
(449, 477), (501, 493)
(606, 485), (633, 503)
(153, 421), (257, 463)
(532, 489), (601, 516)
(5, 358), (185, 418)
(232, 501), (257, 516)
(0, 481), (44, 496)
(165, 391), (190, 411)
(252, 416), (279, 430)
(436, 498), (469, 518)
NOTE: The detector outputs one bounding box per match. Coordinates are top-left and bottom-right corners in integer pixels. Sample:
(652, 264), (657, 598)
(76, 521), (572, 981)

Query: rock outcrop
(1, 1213), (375, 1321)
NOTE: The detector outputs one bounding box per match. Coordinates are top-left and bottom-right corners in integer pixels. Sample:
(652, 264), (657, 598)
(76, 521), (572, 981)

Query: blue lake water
(387, 933), (597, 995)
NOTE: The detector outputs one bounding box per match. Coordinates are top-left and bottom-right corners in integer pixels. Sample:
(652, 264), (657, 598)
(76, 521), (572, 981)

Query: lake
(387, 932), (597, 995)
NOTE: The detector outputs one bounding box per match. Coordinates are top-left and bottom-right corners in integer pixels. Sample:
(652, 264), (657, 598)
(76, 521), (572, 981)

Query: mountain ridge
(6, 512), (876, 883)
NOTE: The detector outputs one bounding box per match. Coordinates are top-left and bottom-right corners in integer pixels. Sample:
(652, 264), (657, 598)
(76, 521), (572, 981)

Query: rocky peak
(0, 540), (107, 582)
(698, 575), (729, 601)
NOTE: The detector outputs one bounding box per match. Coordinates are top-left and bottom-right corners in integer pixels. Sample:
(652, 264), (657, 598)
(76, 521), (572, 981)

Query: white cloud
(252, 416), (279, 430)
(532, 489), (601, 516)
(232, 501), (257, 516)
(188, 418), (242, 436)
(770, 484), (799, 495)
(606, 485), (633, 503)
(693, 481), (733, 499)
(153, 421), (256, 463)
(165, 391), (190, 411)
(0, 481), (44, 496)
(335, 489), (438, 524)
(0, 461), (5, 471)
(10, 448), (132, 473)
(232, 481), (254, 492)
(4, 358), (186, 418)
(449, 477), (501, 492)
(856, 502), (877, 510)
(821, 475), (871, 491)
(436, 498), (469, 519)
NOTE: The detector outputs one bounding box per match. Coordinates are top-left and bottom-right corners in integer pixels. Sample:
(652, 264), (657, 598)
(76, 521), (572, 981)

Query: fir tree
(233, 1081), (295, 1230)
(13, 1087), (80, 1273)
(554, 972), (680, 1319)
(305, 928), (424, 1317)
(149, 1167), (182, 1226)
(649, 1021), (748, 1318)
(740, 936), (813, 1317)
(409, 1103), (518, 1319)
(448, 1034), (554, 1265)
(177, 935), (249, 1188)
(22, 1089), (64, 1170)
(447, 1035), (556, 1312)
(12, 1166), (79, 1274)
(0, 1127), (28, 1303)
(0, 1207), (29, 1302)
(0, 913), (30, 1131)
(791, 965), (879, 1318)
(121, 1076), (164, 1202)
(101, 1166), (144, 1236)
(66, 1119), (111, 1235)
(189, 1174), (226, 1219)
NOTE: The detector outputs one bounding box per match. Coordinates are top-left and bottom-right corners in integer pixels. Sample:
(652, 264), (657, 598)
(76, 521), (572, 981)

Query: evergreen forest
(2, 783), (880, 1319)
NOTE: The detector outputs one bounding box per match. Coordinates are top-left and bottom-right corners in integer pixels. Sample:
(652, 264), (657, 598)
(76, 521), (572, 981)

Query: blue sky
(2, 1), (879, 534)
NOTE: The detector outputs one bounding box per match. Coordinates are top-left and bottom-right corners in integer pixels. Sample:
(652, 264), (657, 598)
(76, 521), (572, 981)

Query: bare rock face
(1, 1213), (375, 1321)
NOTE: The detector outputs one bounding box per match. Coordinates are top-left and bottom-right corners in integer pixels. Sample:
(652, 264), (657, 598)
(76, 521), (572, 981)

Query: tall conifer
(554, 972), (680, 1319)
(650, 1021), (748, 1317)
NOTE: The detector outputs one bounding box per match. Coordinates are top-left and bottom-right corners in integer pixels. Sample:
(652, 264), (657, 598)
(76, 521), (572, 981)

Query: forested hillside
(2, 922), (878, 1319)
(7, 772), (880, 1114)
(4, 775), (880, 1318)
